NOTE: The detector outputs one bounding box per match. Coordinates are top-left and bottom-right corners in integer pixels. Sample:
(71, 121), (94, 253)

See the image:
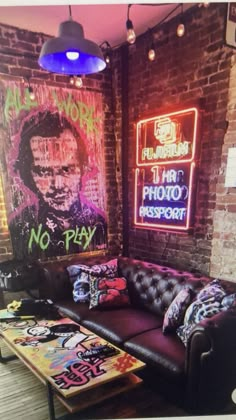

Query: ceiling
(0, 2), (190, 49)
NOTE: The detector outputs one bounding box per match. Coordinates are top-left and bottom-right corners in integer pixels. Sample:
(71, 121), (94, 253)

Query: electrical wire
(0, 3), (183, 61)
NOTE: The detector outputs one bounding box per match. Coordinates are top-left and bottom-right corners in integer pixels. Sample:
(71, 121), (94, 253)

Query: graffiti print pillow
(196, 279), (226, 302)
(221, 293), (236, 310)
(66, 265), (91, 303)
(176, 279), (227, 346)
(89, 276), (130, 309)
(162, 287), (193, 334)
(89, 262), (118, 278)
(67, 261), (118, 304)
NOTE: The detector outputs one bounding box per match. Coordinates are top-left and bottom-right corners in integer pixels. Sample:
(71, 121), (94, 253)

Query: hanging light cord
(69, 4), (72, 20)
(0, 2), (186, 60)
(127, 4), (131, 20)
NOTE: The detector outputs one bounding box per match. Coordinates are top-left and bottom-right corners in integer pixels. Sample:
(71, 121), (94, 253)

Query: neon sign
(134, 107), (199, 231)
(134, 163), (195, 230)
(136, 107), (198, 166)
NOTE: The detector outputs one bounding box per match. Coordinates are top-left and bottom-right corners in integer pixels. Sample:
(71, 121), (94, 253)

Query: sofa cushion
(176, 298), (223, 346)
(221, 293), (236, 309)
(55, 300), (90, 323)
(89, 276), (130, 309)
(196, 279), (226, 302)
(67, 260), (118, 304)
(163, 287), (193, 334)
(123, 328), (185, 380)
(67, 265), (90, 303)
(81, 307), (163, 345)
(176, 279), (227, 346)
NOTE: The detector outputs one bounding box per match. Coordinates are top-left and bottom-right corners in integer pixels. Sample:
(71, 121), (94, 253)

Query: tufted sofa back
(38, 255), (116, 301)
(118, 257), (213, 317)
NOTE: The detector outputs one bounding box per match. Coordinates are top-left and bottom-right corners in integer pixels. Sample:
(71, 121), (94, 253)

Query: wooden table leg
(46, 382), (56, 420)
(0, 338), (17, 363)
(0, 290), (4, 310)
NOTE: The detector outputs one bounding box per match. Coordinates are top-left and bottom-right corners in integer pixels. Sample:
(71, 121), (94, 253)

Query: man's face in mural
(30, 129), (81, 213)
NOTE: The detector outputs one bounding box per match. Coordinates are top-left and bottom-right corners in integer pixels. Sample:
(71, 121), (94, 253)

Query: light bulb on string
(177, 23), (185, 37)
(28, 86), (35, 101)
(100, 41), (112, 67)
(25, 78), (35, 101)
(105, 52), (110, 65)
(198, 1), (210, 7)
(148, 42), (156, 61)
(126, 5), (136, 45)
(75, 76), (83, 88)
(176, 3), (185, 38)
(126, 20), (136, 44)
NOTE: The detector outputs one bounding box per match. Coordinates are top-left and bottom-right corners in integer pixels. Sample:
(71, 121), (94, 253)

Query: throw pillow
(176, 298), (223, 346)
(196, 279), (226, 302)
(89, 276), (130, 309)
(66, 261), (118, 304)
(89, 263), (117, 278)
(221, 293), (236, 310)
(66, 265), (90, 303)
(162, 287), (193, 335)
(176, 279), (227, 346)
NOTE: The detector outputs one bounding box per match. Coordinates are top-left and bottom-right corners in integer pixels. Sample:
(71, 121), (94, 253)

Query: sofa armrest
(185, 308), (236, 413)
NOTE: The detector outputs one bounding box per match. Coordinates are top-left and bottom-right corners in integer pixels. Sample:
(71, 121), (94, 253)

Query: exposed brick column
(210, 54), (236, 282)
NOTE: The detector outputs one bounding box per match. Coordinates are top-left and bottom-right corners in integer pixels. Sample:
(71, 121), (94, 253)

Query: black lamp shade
(38, 20), (106, 75)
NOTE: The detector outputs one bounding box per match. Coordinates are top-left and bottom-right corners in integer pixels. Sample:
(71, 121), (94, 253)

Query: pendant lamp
(38, 6), (106, 75)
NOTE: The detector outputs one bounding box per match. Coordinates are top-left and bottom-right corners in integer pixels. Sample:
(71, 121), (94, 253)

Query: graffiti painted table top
(0, 315), (145, 401)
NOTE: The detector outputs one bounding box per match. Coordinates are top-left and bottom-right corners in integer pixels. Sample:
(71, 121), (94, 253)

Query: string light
(177, 4), (185, 37)
(177, 23), (185, 37)
(147, 29), (155, 62)
(75, 76), (83, 88)
(126, 5), (136, 44)
(68, 75), (83, 88)
(24, 78), (35, 101)
(28, 86), (35, 101)
(198, 1), (210, 7)
(105, 52), (111, 65)
(148, 45), (156, 61)
(100, 41), (112, 67)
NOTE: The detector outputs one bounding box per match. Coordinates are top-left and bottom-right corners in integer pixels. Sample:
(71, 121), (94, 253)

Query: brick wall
(0, 4), (235, 281)
(210, 54), (236, 282)
(124, 3), (235, 276)
(0, 22), (122, 261)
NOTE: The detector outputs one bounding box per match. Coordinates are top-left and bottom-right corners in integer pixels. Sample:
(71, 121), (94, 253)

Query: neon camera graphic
(154, 117), (180, 145)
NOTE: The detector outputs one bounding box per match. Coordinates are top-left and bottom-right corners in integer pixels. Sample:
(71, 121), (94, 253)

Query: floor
(0, 340), (190, 420)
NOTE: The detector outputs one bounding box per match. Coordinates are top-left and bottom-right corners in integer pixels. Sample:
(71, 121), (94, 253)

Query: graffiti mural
(0, 81), (107, 259)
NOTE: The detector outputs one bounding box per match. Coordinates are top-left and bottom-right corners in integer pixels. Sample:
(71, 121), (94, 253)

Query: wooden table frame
(0, 317), (145, 420)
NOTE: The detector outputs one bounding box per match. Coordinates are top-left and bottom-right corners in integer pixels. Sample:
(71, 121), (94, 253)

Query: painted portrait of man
(7, 102), (107, 260)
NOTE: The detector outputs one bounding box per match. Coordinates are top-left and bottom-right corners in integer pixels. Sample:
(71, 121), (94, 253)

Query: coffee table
(0, 313), (145, 419)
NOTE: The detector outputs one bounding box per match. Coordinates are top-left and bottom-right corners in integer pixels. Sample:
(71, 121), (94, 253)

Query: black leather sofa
(33, 254), (236, 414)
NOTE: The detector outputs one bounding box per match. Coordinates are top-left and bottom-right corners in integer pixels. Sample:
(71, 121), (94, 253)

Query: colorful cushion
(176, 279), (227, 346)
(221, 293), (236, 310)
(162, 287), (193, 334)
(67, 261), (118, 304)
(89, 276), (130, 309)
(89, 263), (117, 278)
(66, 265), (90, 303)
(196, 279), (226, 302)
(176, 298), (223, 346)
